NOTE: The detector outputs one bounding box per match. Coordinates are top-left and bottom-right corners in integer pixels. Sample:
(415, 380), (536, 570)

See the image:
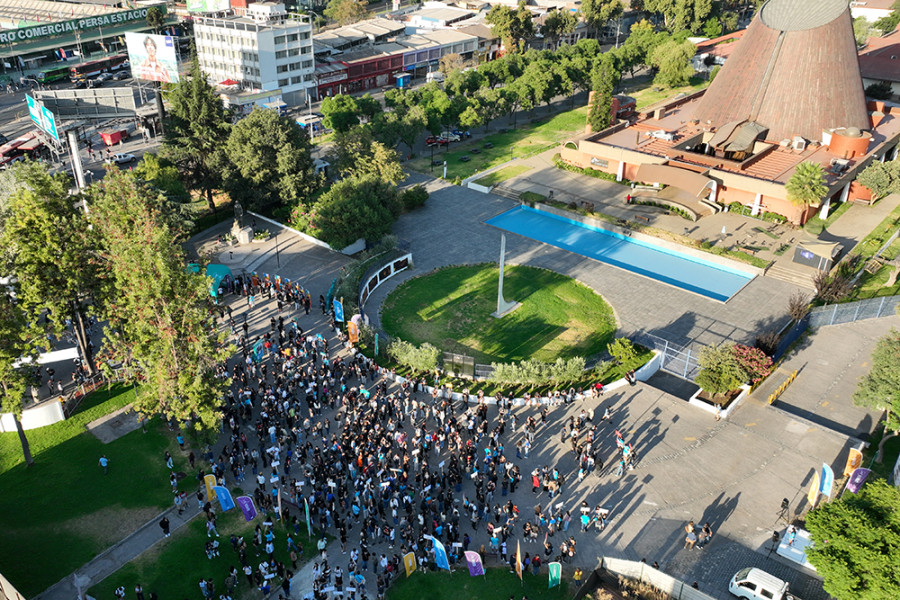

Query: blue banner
(820, 463), (835, 498)
(433, 538), (450, 571)
(333, 299), (344, 322)
(212, 486), (235, 511)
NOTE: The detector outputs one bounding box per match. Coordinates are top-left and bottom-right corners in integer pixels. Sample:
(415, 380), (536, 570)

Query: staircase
(491, 185), (522, 201)
(764, 262), (816, 289)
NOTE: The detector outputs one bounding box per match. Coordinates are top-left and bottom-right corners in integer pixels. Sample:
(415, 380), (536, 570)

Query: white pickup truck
(729, 568), (801, 600)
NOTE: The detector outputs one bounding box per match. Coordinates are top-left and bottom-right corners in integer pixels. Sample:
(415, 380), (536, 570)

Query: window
(761, 591), (774, 600)
(277, 64), (290, 74)
(302, 60), (312, 69)
(287, 33), (298, 42)
(291, 76), (303, 84)
(288, 48), (300, 57)
(274, 35), (286, 45)
(300, 32), (310, 40)
(276, 50), (287, 59)
(278, 78), (289, 87)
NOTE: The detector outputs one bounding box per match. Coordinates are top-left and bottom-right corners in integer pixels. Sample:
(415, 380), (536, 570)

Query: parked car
(112, 71), (130, 81)
(96, 72), (113, 82)
(729, 568), (797, 600)
(451, 129), (471, 138)
(425, 136), (449, 147)
(105, 153), (136, 165)
(441, 132), (461, 142)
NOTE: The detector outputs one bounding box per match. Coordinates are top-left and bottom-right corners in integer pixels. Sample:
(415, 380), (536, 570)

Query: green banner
(0, 7), (165, 45)
(548, 562), (562, 589)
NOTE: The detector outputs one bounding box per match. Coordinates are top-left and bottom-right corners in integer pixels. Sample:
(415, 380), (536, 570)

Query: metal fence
(601, 557), (717, 600)
(631, 331), (703, 381)
(808, 295), (900, 328)
(442, 352), (475, 378)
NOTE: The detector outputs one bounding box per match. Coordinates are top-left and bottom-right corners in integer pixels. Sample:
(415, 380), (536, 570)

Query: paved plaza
(38, 177), (897, 600)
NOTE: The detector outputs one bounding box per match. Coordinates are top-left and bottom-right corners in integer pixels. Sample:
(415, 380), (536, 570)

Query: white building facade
(194, 2), (315, 107)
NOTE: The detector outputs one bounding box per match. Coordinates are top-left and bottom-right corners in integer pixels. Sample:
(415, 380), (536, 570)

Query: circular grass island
(381, 264), (617, 364)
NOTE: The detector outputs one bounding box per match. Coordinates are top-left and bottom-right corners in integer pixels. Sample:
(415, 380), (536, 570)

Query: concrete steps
(491, 185), (521, 201)
(765, 262), (817, 289)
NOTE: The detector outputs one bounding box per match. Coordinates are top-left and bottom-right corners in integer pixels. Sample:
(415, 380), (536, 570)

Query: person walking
(99, 455), (109, 474)
(159, 516), (171, 538)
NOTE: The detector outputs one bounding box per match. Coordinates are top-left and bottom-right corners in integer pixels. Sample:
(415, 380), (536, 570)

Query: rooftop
(759, 0), (846, 31)
(859, 42), (900, 83)
(404, 5), (474, 23)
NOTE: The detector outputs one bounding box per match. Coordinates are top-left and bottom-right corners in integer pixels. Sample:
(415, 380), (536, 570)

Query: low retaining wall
(534, 203), (763, 277)
(601, 557), (717, 600)
(358, 253), (413, 309)
(0, 400), (65, 432)
(248, 211), (365, 256)
(688, 384), (751, 419)
(467, 181), (493, 194)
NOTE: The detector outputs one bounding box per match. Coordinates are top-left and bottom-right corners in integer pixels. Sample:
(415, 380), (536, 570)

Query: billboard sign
(26, 95), (59, 141)
(0, 8), (162, 45)
(187, 0), (231, 12)
(125, 32), (179, 83)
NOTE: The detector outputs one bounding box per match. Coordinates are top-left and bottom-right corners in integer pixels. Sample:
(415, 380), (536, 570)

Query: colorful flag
(515, 540), (523, 580)
(846, 468), (871, 494)
(844, 448), (863, 476)
(464, 551), (484, 577)
(211, 486), (235, 511)
(348, 321), (359, 344)
(304, 497), (313, 537)
(204, 474), (218, 502)
(236, 496), (258, 522)
(433, 538), (450, 571)
(807, 470), (820, 506)
(820, 463), (835, 498)
(277, 488), (283, 521)
(375, 333), (379, 355)
(403, 552), (417, 577)
(548, 562), (562, 588)
(333, 299), (344, 322)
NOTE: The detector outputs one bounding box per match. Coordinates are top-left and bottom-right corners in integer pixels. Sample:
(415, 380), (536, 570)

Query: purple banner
(236, 496), (257, 522)
(464, 551), (484, 577)
(846, 468), (871, 494)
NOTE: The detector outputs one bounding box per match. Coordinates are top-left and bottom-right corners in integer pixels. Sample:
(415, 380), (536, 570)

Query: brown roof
(859, 42), (900, 83)
(692, 0), (869, 142)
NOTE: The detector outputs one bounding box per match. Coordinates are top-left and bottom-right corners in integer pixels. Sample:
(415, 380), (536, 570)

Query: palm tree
(786, 161), (829, 206)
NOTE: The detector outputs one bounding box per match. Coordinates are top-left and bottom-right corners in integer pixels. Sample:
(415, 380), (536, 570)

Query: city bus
(69, 54), (128, 81)
(0, 133), (47, 168)
(37, 65), (70, 83)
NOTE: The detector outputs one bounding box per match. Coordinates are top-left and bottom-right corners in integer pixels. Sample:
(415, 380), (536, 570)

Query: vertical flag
(212, 486), (235, 511)
(820, 463), (835, 498)
(548, 562), (562, 588)
(236, 496), (258, 522)
(204, 474), (218, 502)
(433, 538), (450, 571)
(807, 471), (820, 506)
(375, 333), (379, 355)
(333, 298), (344, 322)
(403, 552), (417, 577)
(347, 321), (359, 344)
(846, 468), (871, 494)
(515, 540), (523, 581)
(464, 551), (484, 577)
(277, 488), (283, 521)
(844, 448), (863, 476)
(304, 497), (313, 537)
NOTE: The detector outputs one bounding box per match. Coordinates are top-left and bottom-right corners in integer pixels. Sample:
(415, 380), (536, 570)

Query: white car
(105, 153), (136, 165)
(441, 132), (461, 142)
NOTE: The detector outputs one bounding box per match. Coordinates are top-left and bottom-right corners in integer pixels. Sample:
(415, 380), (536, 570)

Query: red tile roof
(859, 41), (900, 83)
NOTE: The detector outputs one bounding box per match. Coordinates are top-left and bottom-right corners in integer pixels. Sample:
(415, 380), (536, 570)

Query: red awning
(219, 79), (239, 86)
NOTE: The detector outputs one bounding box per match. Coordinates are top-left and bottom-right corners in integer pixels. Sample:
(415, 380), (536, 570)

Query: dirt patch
(64, 506), (161, 547)
(86, 404), (145, 444)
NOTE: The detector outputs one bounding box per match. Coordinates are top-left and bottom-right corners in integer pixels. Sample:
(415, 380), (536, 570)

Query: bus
(69, 54), (128, 81)
(37, 65), (70, 83)
(0, 133), (47, 168)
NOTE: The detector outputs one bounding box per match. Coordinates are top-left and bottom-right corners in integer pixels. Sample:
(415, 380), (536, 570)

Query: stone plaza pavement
(42, 177), (886, 600)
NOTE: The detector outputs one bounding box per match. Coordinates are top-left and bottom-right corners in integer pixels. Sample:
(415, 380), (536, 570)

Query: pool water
(486, 206), (754, 302)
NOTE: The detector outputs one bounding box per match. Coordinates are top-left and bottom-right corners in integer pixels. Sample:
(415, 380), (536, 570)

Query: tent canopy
(187, 263), (234, 297)
(635, 164), (714, 197)
(797, 240), (841, 260)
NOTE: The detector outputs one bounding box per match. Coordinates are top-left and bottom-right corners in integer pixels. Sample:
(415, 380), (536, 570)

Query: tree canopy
(857, 159), (900, 201)
(486, 1), (535, 54)
(806, 478), (900, 600)
(0, 285), (41, 466)
(786, 162), (829, 206)
(853, 328), (900, 431)
(650, 39), (696, 87)
(223, 108), (320, 210)
(310, 174), (401, 249)
(323, 0), (370, 26)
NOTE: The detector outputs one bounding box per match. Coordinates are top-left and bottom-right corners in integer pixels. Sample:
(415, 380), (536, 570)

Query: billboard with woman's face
(125, 32), (179, 83)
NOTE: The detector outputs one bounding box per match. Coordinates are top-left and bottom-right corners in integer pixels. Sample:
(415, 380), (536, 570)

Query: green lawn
(388, 567), (569, 600)
(381, 264), (617, 364)
(89, 508), (318, 600)
(803, 200), (853, 237)
(627, 76), (710, 110)
(0, 385), (190, 596)
(408, 107), (588, 181)
(473, 164), (532, 188)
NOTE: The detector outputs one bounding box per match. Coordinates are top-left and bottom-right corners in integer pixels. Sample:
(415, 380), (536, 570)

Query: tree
(865, 80), (893, 100)
(857, 160), (900, 200)
(581, 0), (623, 37)
(786, 161), (829, 206)
(1, 163), (101, 376)
(355, 94), (382, 123)
(397, 105), (428, 154)
(618, 20), (665, 78)
(486, 1), (534, 54)
(0, 288), (41, 467)
(650, 39), (695, 87)
(134, 153), (188, 202)
(309, 174), (401, 249)
(702, 16), (722, 38)
(321, 94), (360, 133)
(695, 343), (745, 396)
(854, 16), (876, 46)
(645, 0), (713, 32)
(89, 169), (232, 431)
(163, 51), (230, 212)
(806, 479), (900, 600)
(874, 1), (900, 36)
(541, 9), (578, 49)
(222, 108), (320, 210)
(470, 87), (509, 131)
(853, 328), (900, 431)
(439, 53), (465, 75)
(146, 6), (165, 33)
(587, 52), (619, 132)
(323, 0), (370, 26)
(330, 126), (405, 186)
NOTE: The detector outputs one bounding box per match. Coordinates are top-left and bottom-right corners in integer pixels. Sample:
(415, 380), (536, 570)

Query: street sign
(26, 94), (59, 140)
